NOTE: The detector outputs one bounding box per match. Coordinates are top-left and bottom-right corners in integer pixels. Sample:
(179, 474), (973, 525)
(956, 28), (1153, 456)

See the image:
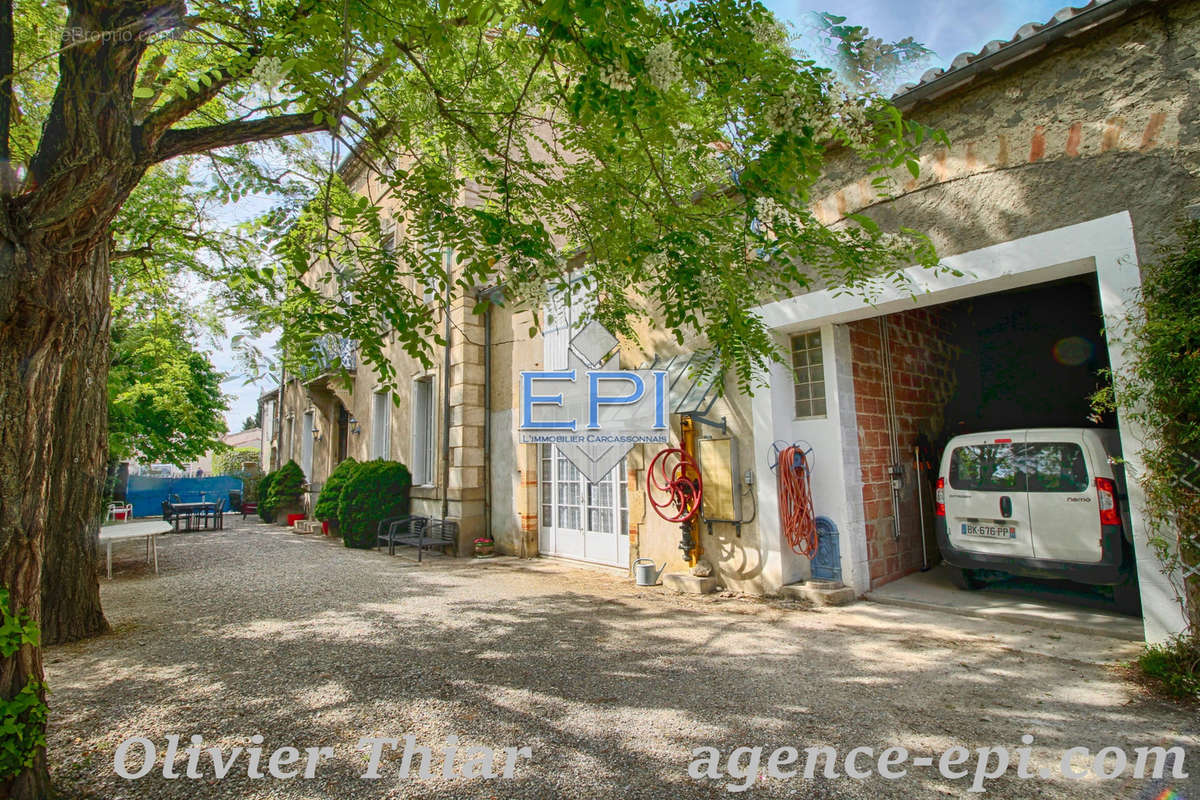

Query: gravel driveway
(45, 518), (1198, 799)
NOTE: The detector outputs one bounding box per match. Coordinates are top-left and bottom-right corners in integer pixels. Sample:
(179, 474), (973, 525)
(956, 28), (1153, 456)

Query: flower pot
(473, 538), (495, 558)
(322, 520), (331, 536)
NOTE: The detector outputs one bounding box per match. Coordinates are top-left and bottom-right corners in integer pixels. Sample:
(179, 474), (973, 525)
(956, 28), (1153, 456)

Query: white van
(934, 428), (1138, 611)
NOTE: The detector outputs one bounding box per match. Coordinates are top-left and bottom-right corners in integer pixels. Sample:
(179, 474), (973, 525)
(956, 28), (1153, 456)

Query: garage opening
(849, 272), (1134, 613)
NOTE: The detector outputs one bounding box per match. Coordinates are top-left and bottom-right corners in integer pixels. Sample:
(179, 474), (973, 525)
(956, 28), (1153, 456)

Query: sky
(211, 0), (1072, 433)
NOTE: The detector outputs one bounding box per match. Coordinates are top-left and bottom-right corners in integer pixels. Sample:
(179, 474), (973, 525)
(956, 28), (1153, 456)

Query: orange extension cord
(777, 445), (818, 557)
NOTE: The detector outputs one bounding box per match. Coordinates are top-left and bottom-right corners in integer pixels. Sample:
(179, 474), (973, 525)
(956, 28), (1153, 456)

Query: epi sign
(520, 321), (669, 483)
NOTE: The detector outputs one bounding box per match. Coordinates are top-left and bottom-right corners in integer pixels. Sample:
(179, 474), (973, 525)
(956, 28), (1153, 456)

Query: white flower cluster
(763, 87), (806, 137)
(644, 251), (669, 271)
(747, 16), (786, 48)
(754, 196), (801, 231)
(597, 63), (634, 92)
(251, 55), (289, 93)
(827, 81), (875, 148)
(644, 42), (682, 91)
(876, 231), (913, 252)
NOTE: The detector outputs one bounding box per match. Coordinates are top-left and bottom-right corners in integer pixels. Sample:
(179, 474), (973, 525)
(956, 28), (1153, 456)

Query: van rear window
(1022, 443), (1089, 492)
(949, 444), (1023, 491)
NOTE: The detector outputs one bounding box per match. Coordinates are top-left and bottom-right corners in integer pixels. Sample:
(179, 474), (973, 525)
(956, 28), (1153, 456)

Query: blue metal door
(810, 516), (842, 582)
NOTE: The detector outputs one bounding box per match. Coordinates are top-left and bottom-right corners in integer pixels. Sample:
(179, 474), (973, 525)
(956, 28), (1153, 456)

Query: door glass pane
(1021, 443), (1089, 492)
(949, 444), (1024, 491)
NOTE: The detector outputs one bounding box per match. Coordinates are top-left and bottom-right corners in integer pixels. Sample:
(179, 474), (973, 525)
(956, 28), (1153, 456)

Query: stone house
(265, 0), (1197, 642)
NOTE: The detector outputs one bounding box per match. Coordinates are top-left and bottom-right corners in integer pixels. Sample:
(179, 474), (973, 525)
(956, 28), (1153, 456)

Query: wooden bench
(377, 515), (458, 561)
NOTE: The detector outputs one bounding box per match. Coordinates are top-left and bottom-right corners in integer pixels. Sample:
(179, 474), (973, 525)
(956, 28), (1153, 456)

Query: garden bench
(377, 515), (458, 561)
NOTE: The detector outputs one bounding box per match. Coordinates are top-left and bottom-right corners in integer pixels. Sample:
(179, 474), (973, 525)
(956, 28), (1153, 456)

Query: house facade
(266, 0), (1197, 642)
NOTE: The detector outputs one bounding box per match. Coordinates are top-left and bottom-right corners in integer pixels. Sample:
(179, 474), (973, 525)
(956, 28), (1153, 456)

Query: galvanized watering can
(633, 557), (666, 586)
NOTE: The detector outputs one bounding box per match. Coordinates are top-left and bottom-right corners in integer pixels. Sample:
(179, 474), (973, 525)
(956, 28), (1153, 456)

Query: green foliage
(257, 470), (277, 523)
(215, 447), (261, 476)
(1138, 634), (1200, 702)
(337, 460), (413, 549)
(313, 458), (360, 522)
(108, 309), (229, 467)
(0, 587), (47, 780)
(804, 12), (935, 95)
(265, 460), (306, 515)
(1094, 221), (1200, 632)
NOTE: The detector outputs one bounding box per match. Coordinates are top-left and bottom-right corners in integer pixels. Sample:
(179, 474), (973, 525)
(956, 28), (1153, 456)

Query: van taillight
(935, 477), (945, 516)
(1096, 477), (1120, 526)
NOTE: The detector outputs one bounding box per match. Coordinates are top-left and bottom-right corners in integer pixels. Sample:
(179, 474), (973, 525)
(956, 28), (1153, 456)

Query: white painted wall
(752, 212), (1189, 643)
(751, 323), (866, 593)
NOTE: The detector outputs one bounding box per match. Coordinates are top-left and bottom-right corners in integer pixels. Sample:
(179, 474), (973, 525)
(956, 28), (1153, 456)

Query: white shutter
(542, 275), (593, 369)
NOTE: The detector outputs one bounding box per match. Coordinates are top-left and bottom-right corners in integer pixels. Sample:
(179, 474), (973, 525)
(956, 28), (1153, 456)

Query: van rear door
(1023, 430), (1102, 563)
(943, 433), (1034, 558)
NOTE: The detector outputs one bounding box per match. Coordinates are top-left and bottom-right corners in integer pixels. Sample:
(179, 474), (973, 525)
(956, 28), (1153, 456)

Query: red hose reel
(646, 447), (703, 523)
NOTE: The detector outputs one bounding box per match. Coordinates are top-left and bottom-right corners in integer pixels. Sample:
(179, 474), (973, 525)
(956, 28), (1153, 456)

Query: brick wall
(850, 308), (956, 588)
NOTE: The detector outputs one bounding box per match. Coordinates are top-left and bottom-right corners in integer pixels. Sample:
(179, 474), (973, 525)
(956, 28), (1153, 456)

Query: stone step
(661, 573), (718, 594)
(779, 580), (857, 607)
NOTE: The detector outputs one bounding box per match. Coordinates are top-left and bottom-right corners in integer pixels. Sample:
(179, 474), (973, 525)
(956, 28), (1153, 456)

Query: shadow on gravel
(48, 523), (1198, 800)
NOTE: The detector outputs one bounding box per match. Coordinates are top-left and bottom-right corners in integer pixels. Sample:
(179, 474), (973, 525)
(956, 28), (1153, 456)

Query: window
(790, 331), (826, 418)
(262, 400), (275, 445)
(371, 390), (392, 459)
(421, 245), (449, 306)
(1022, 443), (1090, 493)
(949, 444), (1024, 492)
(411, 377), (437, 485)
(381, 217), (397, 258)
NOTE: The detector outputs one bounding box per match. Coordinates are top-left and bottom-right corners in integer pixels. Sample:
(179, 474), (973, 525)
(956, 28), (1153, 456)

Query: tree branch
(151, 112), (327, 162)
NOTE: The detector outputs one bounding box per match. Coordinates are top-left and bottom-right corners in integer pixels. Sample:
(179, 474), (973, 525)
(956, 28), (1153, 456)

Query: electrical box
(699, 437), (741, 522)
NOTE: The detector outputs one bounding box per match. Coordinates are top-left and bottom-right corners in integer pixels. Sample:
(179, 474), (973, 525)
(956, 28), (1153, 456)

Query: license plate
(961, 522), (1016, 539)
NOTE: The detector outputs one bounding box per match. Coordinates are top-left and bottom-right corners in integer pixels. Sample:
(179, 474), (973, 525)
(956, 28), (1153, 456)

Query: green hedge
(314, 457), (359, 522)
(257, 470), (277, 523)
(338, 459), (412, 549)
(265, 460), (305, 516)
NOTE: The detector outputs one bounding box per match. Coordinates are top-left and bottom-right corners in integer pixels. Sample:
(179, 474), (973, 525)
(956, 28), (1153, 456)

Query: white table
(98, 521), (171, 579)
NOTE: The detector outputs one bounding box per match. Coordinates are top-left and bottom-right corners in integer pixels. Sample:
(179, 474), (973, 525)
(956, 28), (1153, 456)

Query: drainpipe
(483, 294), (493, 544)
(440, 247), (453, 522)
(472, 285), (501, 547)
(275, 363), (286, 471)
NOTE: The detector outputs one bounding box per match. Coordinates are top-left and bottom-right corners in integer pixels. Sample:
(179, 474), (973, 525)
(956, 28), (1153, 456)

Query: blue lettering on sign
(518, 369), (669, 432)
(521, 371), (577, 430)
(586, 372), (644, 429)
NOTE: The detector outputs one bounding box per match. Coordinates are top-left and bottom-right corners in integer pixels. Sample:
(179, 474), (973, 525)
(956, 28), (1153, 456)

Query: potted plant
(313, 458), (358, 536)
(473, 537), (495, 558)
(265, 460), (306, 526)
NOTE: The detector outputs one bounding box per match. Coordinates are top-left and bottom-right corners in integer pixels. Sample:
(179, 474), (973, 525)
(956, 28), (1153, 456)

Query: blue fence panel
(126, 475), (244, 519)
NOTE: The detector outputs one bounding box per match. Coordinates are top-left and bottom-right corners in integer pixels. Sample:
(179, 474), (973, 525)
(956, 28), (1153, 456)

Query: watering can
(633, 557), (667, 586)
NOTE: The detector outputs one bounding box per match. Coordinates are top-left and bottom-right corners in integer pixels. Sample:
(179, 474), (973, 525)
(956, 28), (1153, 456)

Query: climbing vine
(0, 587), (47, 780)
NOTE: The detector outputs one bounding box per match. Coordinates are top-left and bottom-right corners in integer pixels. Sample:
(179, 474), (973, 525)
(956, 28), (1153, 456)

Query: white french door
(539, 444), (629, 568)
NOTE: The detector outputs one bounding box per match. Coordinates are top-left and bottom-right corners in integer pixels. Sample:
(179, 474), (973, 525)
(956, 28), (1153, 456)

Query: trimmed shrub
(256, 470), (277, 523)
(338, 459), (412, 549)
(313, 458), (359, 523)
(265, 460), (305, 519)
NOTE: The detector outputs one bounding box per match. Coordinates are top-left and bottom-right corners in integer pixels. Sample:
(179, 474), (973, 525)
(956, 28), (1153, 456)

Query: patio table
(99, 520), (171, 579)
(170, 501), (217, 531)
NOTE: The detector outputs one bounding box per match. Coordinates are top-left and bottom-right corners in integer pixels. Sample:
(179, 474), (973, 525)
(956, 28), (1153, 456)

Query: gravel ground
(45, 517), (1198, 800)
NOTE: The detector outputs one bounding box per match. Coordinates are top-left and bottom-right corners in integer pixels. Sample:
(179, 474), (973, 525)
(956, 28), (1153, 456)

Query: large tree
(0, 0), (936, 794)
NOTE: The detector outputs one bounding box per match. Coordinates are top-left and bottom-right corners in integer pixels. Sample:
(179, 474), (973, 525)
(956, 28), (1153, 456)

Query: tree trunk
(40, 247), (110, 646)
(0, 240), (111, 797)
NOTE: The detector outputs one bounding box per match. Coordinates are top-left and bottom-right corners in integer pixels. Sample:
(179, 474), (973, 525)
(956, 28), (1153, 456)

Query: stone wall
(813, 0), (1200, 260)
